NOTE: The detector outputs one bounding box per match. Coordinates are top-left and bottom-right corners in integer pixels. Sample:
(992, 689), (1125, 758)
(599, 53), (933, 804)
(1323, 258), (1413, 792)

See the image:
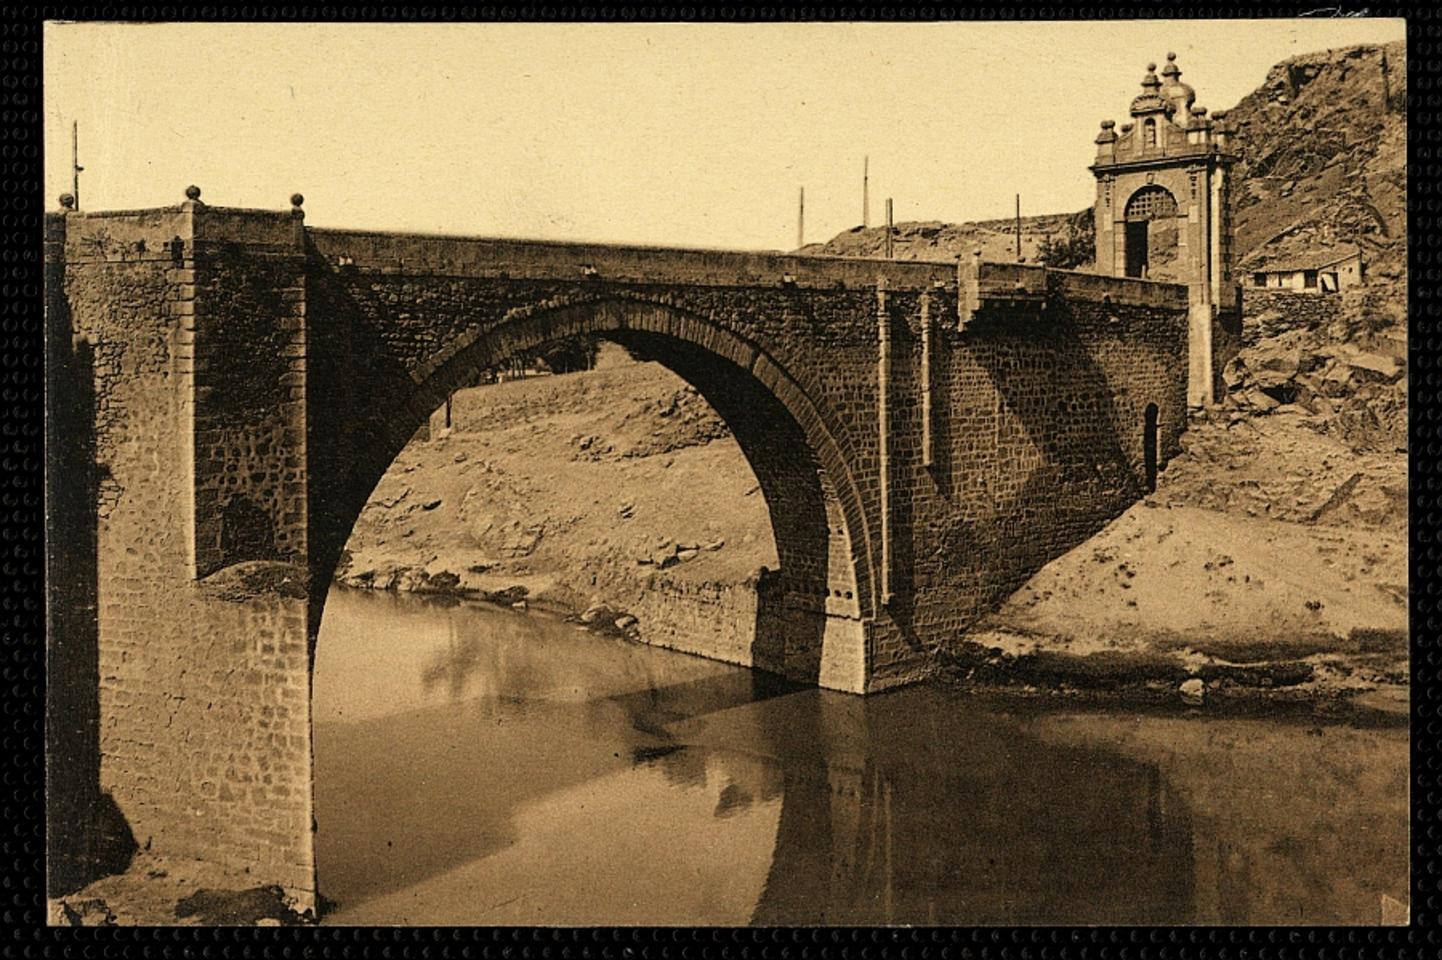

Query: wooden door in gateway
(1125, 221), (1149, 278)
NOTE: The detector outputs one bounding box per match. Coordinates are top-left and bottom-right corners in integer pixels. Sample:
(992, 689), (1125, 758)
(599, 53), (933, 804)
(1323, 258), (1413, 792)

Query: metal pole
(72, 121), (82, 210)
(885, 198), (894, 259)
(1015, 193), (1022, 261)
(863, 155), (870, 228)
(798, 186), (805, 250)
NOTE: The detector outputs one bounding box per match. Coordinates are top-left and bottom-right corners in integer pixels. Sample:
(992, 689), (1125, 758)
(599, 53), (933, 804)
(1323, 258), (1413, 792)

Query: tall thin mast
(885, 197), (894, 259)
(1015, 193), (1022, 261)
(797, 186), (805, 250)
(72, 121), (83, 210)
(863, 155), (870, 228)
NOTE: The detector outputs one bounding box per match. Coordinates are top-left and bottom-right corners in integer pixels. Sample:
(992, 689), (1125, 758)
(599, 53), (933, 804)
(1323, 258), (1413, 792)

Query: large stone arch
(306, 293), (877, 690)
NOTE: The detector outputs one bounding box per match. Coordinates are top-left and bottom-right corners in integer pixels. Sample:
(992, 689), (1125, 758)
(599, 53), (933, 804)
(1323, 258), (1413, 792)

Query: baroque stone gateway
(47, 60), (1240, 909)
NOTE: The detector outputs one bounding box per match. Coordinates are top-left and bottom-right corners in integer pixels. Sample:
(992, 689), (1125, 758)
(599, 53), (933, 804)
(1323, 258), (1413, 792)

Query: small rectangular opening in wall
(1253, 272), (1266, 287)
(1303, 270), (1318, 289)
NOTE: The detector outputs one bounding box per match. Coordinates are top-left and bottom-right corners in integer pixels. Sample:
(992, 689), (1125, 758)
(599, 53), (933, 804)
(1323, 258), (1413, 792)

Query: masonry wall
(302, 230), (1191, 693)
(191, 230), (309, 577)
(45, 214), (109, 895)
(54, 207), (315, 911)
(865, 271), (1189, 687)
(621, 577), (763, 668)
(1241, 288), (1346, 344)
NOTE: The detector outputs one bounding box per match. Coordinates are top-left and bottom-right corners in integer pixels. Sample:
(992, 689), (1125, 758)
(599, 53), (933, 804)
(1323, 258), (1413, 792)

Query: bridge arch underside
(307, 298), (875, 693)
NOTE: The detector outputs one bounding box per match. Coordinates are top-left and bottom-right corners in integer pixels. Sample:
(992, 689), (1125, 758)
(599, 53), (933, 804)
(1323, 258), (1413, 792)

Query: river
(312, 586), (1408, 926)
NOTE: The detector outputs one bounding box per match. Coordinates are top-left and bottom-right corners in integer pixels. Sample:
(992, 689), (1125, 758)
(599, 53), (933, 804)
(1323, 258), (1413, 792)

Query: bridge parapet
(307, 228), (957, 291)
(958, 256), (1188, 330)
(56, 203), (307, 266)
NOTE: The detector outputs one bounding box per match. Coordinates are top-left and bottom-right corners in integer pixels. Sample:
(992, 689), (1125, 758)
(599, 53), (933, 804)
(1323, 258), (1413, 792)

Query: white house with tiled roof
(1248, 246), (1364, 294)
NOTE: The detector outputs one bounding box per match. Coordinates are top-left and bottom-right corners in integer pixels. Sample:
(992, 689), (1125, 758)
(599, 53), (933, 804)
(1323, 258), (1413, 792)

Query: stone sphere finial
(58, 193), (76, 210)
(290, 193), (304, 208)
(1146, 62), (1157, 72)
(184, 185), (202, 201)
(1167, 51), (1177, 61)
(1101, 119), (1115, 129)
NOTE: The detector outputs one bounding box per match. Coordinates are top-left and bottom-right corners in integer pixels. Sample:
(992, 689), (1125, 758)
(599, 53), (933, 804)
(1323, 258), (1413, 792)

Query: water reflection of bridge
(315, 590), (1200, 923)
(629, 680), (1196, 926)
(319, 589), (1415, 926)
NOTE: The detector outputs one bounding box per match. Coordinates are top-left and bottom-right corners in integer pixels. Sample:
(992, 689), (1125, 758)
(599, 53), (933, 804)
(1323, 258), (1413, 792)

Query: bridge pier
(47, 199), (319, 910)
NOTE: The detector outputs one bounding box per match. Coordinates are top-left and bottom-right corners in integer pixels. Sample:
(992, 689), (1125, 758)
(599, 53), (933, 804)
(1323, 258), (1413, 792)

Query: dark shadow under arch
(304, 293), (875, 688)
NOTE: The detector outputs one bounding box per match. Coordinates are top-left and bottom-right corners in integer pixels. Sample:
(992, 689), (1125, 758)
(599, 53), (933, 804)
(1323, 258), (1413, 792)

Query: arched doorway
(1123, 186), (1179, 280)
(1143, 403), (1160, 493)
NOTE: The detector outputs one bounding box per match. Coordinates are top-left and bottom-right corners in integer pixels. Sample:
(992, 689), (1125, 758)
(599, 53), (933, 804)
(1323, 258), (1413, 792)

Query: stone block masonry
(48, 201), (1192, 908)
(1240, 288), (1346, 345)
(51, 202), (316, 910)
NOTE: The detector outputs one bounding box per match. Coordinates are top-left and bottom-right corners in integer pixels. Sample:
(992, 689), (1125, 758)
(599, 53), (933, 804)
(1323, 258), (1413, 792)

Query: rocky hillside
(804, 41), (1406, 281)
(1229, 41), (1406, 282)
(799, 209), (1090, 265)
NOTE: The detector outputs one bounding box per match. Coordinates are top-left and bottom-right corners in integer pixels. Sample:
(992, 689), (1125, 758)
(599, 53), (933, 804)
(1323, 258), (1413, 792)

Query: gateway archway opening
(1122, 185), (1179, 280)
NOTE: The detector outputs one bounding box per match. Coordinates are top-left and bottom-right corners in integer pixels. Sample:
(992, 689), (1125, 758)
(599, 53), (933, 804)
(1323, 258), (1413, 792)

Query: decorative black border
(5, 3), (1437, 956)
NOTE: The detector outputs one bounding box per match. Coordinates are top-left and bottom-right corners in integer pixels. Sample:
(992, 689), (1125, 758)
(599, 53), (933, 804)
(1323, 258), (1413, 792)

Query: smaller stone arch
(1142, 402), (1160, 493)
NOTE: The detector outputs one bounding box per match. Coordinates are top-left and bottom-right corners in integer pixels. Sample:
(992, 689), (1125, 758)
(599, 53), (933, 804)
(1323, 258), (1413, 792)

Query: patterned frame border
(5, 4), (1437, 954)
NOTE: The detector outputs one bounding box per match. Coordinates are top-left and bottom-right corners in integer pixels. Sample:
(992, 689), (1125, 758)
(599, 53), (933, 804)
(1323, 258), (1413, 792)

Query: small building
(1247, 246), (1364, 294)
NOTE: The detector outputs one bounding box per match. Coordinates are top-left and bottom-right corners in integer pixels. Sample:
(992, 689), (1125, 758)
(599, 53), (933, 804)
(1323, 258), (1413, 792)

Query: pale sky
(44, 19), (1404, 251)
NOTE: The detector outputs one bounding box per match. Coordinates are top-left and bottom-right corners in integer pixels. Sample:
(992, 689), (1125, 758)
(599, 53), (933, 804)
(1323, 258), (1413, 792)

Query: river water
(313, 586), (1408, 926)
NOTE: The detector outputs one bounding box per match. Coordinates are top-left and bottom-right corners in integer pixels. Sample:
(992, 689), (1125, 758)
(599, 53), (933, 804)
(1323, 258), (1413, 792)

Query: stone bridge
(46, 193), (1194, 909)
